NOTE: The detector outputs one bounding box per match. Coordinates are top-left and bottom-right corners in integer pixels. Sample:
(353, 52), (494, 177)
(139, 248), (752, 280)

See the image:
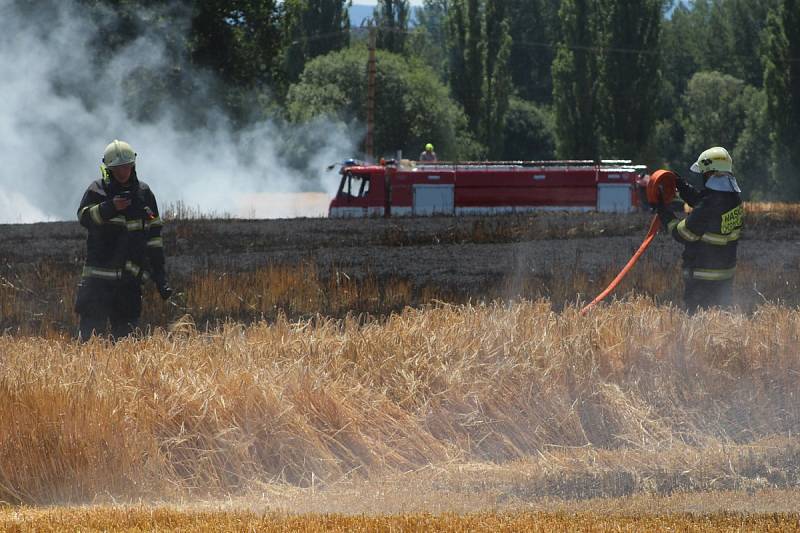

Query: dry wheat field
(2, 298), (800, 529)
(1, 207), (800, 530)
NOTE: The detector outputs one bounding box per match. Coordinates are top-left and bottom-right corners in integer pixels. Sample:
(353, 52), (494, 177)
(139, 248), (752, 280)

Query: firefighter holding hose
(655, 146), (743, 312)
(75, 140), (173, 340)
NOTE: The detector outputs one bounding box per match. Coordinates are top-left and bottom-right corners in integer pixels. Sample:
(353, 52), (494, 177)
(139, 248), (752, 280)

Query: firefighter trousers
(75, 277), (142, 341)
(683, 276), (733, 313)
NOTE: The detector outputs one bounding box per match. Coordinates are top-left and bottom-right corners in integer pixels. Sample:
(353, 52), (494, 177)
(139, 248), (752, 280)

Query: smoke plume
(0, 0), (354, 223)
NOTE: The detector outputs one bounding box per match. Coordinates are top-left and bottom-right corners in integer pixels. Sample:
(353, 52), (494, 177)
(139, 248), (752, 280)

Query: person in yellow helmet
(74, 140), (172, 340)
(655, 146), (743, 312)
(419, 143), (437, 162)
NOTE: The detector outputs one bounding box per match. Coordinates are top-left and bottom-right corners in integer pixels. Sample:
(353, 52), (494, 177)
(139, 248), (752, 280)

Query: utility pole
(366, 22), (376, 163)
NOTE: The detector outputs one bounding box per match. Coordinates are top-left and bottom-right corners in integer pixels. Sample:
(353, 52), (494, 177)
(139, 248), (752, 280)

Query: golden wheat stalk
(1, 298), (799, 505)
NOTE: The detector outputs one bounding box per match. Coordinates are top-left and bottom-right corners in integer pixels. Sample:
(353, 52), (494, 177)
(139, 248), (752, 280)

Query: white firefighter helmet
(103, 139), (136, 167)
(690, 146), (732, 174)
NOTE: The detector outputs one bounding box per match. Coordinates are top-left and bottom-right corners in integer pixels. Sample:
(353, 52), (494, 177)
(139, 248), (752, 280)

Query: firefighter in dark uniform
(656, 146), (743, 312)
(75, 140), (172, 340)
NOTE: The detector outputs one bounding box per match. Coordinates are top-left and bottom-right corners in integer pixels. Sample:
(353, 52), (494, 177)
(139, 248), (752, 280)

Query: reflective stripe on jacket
(660, 177), (743, 275)
(77, 167), (165, 284)
(81, 261), (152, 281)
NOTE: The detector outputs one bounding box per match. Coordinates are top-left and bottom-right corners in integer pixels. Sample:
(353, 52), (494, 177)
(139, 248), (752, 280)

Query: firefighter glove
(158, 282), (174, 301)
(656, 206), (675, 231)
(675, 174), (690, 195)
(151, 271), (172, 300)
(113, 194), (132, 212)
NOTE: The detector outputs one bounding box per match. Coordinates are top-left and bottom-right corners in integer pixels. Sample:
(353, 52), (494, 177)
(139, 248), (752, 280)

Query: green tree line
(34, 0), (800, 199)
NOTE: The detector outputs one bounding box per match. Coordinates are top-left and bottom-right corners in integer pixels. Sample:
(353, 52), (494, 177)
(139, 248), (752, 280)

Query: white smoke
(0, 0), (354, 223)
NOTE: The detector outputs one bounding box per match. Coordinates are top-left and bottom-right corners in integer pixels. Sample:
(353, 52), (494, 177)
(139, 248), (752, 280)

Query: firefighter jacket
(658, 175), (743, 281)
(77, 167), (165, 286)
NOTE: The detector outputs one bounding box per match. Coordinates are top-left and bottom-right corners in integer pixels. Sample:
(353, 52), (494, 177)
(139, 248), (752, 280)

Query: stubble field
(1, 204), (800, 530)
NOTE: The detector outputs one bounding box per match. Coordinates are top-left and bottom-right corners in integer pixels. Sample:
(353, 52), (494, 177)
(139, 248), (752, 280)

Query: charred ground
(1, 205), (799, 334)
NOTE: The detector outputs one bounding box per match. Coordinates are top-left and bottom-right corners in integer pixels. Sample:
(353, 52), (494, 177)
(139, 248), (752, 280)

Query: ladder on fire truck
(406, 159), (646, 171)
(410, 159), (646, 170)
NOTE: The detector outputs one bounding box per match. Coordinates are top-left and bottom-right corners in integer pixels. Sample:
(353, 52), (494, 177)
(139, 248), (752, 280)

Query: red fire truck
(329, 159), (647, 217)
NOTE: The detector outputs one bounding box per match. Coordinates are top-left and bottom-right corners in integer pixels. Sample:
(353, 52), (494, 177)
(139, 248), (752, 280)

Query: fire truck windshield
(337, 173), (371, 199)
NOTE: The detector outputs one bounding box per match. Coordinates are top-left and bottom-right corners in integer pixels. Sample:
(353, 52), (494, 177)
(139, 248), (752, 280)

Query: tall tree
(733, 87), (771, 197)
(501, 97), (556, 160)
(763, 0), (800, 199)
(593, 0), (662, 159)
(660, 3), (701, 98)
(482, 0), (512, 158)
(417, 0), (448, 45)
(464, 0), (484, 133)
(447, 0), (484, 136)
(286, 47), (480, 159)
(692, 0), (733, 74)
(374, 0), (410, 54)
(506, 0), (560, 104)
(189, 1), (283, 122)
(723, 0), (776, 87)
(661, 0), (776, 93)
(281, 0), (350, 85)
(446, 0), (468, 109)
(407, 0), (449, 78)
(680, 71), (749, 157)
(190, 1), (282, 88)
(551, 0), (597, 159)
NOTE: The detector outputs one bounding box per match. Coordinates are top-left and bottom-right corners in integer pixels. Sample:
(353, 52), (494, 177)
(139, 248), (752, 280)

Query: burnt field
(1, 204), (799, 335)
(3, 206), (800, 520)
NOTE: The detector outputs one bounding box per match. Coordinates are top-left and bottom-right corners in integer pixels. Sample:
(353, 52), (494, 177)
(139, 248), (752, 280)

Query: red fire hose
(580, 170), (677, 315)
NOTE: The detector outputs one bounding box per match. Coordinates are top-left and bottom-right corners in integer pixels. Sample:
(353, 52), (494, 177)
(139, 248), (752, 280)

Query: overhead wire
(289, 18), (800, 62)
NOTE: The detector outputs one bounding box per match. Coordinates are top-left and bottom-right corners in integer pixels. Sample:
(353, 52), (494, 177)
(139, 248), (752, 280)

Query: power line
(291, 22), (800, 62)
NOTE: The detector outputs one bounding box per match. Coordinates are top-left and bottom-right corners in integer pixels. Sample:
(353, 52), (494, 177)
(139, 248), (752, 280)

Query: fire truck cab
(329, 160), (646, 218)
